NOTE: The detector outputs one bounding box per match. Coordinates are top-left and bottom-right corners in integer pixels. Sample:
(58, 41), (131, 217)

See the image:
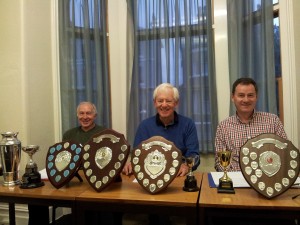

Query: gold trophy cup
(217, 150), (235, 193)
(183, 155), (200, 192)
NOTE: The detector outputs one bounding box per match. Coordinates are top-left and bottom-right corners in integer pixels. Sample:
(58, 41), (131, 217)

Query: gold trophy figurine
(217, 150), (235, 193)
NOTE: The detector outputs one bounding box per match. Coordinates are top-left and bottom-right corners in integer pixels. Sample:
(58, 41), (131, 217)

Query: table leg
(9, 203), (16, 225)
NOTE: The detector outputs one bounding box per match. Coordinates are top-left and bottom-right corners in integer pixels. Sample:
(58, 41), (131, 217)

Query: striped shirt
(214, 111), (287, 171)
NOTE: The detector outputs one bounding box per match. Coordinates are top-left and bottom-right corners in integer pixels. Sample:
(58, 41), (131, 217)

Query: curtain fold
(127, 0), (217, 154)
(227, 0), (277, 115)
(59, 0), (111, 133)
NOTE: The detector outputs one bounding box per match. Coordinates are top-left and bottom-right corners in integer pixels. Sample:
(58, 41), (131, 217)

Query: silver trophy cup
(0, 132), (22, 186)
(20, 145), (44, 188)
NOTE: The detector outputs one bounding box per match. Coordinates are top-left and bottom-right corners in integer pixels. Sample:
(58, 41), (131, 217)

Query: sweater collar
(155, 111), (178, 127)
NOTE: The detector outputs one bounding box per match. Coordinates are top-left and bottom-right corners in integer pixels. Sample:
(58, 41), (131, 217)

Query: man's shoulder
(62, 126), (80, 140)
(140, 115), (156, 124)
(254, 111), (279, 120)
(63, 126), (80, 135)
(94, 124), (106, 132)
(220, 115), (236, 123)
(177, 113), (194, 122)
(255, 111), (277, 116)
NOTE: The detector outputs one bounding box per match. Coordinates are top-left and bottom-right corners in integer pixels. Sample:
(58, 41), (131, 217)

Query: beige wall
(0, 1), (55, 172)
(295, 3), (300, 147)
(280, 1), (300, 148)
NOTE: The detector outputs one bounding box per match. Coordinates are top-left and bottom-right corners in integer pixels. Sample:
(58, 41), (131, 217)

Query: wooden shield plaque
(82, 129), (130, 192)
(132, 136), (182, 194)
(240, 133), (300, 199)
(46, 141), (83, 189)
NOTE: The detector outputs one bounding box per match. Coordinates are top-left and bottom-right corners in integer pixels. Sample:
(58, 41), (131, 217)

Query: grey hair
(77, 102), (97, 115)
(153, 83), (179, 102)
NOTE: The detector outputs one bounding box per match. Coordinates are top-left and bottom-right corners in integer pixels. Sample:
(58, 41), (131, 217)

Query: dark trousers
(28, 205), (49, 225)
(85, 211), (123, 225)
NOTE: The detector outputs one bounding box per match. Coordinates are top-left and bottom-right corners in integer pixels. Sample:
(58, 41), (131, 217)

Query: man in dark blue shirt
(123, 83), (200, 176)
(122, 83), (200, 225)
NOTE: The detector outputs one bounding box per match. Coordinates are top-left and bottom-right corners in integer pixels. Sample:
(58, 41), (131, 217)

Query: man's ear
(231, 94), (234, 102)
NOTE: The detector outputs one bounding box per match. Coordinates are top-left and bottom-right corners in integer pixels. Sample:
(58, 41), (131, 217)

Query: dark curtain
(127, 0), (217, 154)
(227, 0), (277, 115)
(58, 0), (111, 132)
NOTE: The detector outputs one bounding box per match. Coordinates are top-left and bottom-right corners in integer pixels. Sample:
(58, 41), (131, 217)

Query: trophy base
(183, 175), (199, 192)
(217, 180), (235, 194)
(20, 181), (45, 189)
(20, 169), (45, 189)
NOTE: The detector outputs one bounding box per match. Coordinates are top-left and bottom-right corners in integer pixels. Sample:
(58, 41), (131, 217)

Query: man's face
(154, 88), (178, 119)
(77, 104), (97, 131)
(231, 83), (257, 115)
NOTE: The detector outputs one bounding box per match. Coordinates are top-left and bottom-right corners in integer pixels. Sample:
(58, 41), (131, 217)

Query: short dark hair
(232, 77), (258, 95)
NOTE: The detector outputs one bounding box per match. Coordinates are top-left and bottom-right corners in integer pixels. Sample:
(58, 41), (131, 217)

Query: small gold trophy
(217, 150), (235, 193)
(183, 155), (200, 192)
(20, 145), (44, 189)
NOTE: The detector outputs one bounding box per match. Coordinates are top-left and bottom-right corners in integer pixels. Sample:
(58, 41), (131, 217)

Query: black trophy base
(20, 170), (45, 189)
(183, 175), (199, 192)
(217, 180), (235, 194)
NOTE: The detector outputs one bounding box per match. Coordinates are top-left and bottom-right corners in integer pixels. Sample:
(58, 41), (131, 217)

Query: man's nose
(161, 100), (168, 106)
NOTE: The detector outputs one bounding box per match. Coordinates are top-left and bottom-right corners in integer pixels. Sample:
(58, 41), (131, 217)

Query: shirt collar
(235, 109), (256, 123)
(156, 111), (178, 127)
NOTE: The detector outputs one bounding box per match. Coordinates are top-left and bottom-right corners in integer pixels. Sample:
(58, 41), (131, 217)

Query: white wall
(214, 0), (230, 122)
(108, 0), (128, 136)
(0, 1), (55, 223)
(280, 1), (300, 148)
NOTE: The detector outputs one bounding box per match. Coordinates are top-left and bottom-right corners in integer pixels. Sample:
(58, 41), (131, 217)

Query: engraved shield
(240, 133), (300, 199)
(82, 129), (130, 192)
(132, 136), (182, 194)
(46, 141), (83, 189)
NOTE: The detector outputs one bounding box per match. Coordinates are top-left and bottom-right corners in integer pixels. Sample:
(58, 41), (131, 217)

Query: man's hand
(177, 163), (189, 177)
(122, 161), (133, 176)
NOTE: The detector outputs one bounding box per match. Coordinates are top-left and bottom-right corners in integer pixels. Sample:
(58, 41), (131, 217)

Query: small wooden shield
(132, 136), (182, 194)
(82, 129), (130, 192)
(240, 133), (300, 199)
(46, 141), (83, 189)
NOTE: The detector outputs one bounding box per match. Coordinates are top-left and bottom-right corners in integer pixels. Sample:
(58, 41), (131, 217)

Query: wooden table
(75, 172), (202, 225)
(0, 172), (202, 225)
(199, 173), (300, 225)
(0, 174), (89, 225)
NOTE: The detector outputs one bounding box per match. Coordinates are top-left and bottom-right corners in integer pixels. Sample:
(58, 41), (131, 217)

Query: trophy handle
(74, 165), (83, 182)
(74, 171), (83, 182)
